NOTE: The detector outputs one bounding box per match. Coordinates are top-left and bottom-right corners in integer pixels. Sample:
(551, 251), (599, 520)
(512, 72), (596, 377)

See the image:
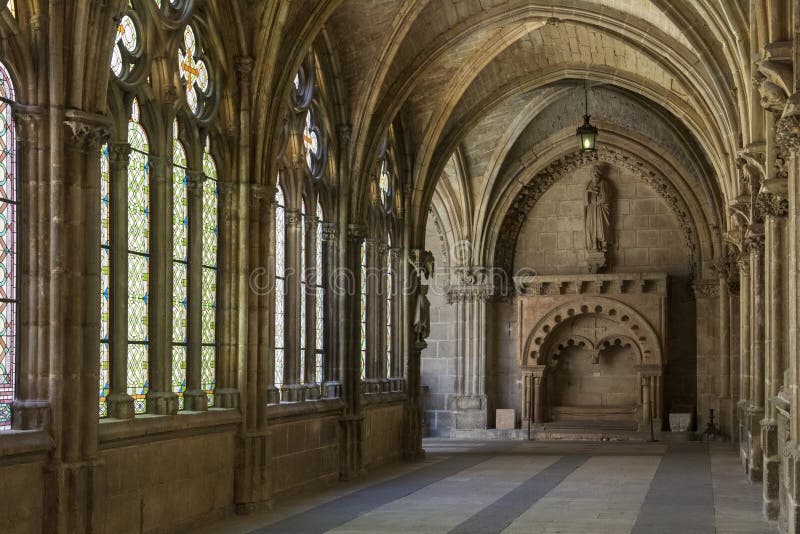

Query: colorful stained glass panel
(0, 63), (16, 431)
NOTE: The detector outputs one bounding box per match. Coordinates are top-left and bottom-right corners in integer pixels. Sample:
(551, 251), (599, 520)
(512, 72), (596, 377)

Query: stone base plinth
(761, 419), (779, 519)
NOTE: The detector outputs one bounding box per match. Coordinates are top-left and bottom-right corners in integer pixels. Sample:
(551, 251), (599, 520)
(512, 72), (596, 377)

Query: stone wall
(100, 430), (236, 534)
(0, 458), (44, 534)
(268, 412), (340, 498)
(421, 216), (458, 436)
(362, 402), (404, 469)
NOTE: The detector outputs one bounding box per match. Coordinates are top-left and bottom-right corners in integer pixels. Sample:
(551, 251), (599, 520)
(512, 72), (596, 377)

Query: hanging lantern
(577, 81), (598, 151)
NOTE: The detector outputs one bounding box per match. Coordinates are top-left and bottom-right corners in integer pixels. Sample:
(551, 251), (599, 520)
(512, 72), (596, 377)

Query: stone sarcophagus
(515, 273), (668, 435)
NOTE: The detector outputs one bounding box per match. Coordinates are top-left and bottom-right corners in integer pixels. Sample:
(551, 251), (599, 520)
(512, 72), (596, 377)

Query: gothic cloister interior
(1, 0), (800, 533)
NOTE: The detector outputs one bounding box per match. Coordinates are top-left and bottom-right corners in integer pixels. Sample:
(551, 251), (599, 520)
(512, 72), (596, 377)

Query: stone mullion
(184, 171), (208, 411)
(389, 248), (401, 381)
(321, 221), (340, 397)
(363, 238), (379, 387)
(376, 243), (390, 384)
(304, 215), (318, 392)
(106, 142), (134, 419)
(719, 274), (731, 430)
(146, 154), (178, 415)
(282, 208), (303, 401)
(747, 235), (766, 482)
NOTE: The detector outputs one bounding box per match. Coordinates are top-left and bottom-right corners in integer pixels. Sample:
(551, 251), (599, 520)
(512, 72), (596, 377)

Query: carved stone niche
(516, 273), (667, 436)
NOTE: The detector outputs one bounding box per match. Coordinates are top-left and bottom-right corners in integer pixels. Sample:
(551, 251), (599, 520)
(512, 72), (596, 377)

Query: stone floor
(199, 440), (775, 534)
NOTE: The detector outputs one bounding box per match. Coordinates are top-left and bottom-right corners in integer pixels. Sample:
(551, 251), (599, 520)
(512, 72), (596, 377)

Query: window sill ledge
(99, 408), (241, 447)
(0, 429), (54, 460)
(267, 397), (346, 423)
(360, 391), (407, 406)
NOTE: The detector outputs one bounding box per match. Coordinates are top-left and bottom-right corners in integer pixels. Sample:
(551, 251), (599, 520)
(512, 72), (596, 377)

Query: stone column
(12, 107), (48, 428)
(739, 258), (752, 460)
(340, 224), (366, 478)
(762, 194), (789, 518)
(106, 142), (135, 419)
(321, 221), (341, 398)
(719, 272), (732, 437)
(749, 231), (766, 482)
(282, 207), (304, 402)
(183, 171), (209, 411)
(447, 267), (491, 430)
(304, 214), (320, 398)
(146, 154), (178, 415)
(533, 375), (544, 424)
(778, 102), (800, 533)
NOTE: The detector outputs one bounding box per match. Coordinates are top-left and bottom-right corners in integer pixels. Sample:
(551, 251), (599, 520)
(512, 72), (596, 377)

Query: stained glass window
(202, 140), (218, 406)
(172, 120), (187, 409)
(315, 203), (324, 385)
(177, 25), (210, 116)
(386, 234), (392, 379)
(379, 159), (391, 210)
(274, 186), (285, 388)
(111, 14), (138, 79)
(0, 63), (16, 430)
(300, 201), (306, 383)
(302, 110), (319, 171)
(99, 143), (110, 417)
(127, 99), (149, 414)
(7, 0), (15, 18)
(359, 241), (366, 380)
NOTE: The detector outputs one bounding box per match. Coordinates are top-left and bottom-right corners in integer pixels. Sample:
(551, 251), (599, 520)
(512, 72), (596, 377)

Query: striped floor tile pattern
(199, 440), (776, 534)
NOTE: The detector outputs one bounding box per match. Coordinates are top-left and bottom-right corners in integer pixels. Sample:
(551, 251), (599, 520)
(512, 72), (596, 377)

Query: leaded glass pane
(274, 187), (285, 388)
(0, 63), (16, 431)
(202, 160), (217, 268)
(111, 15), (137, 78)
(127, 254), (148, 342)
(173, 262), (186, 343)
(201, 267), (216, 345)
(178, 25), (209, 116)
(300, 202), (306, 383)
(99, 342), (109, 417)
(386, 238), (392, 379)
(315, 203), (324, 384)
(172, 345), (185, 410)
(201, 345), (215, 406)
(359, 241), (366, 380)
(128, 343), (148, 414)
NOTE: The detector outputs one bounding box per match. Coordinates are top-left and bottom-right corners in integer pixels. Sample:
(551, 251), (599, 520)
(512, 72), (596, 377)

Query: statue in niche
(584, 166), (612, 272)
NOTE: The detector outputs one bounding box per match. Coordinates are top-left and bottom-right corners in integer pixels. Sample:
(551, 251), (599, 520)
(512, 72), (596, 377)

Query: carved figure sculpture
(413, 285), (430, 344)
(584, 166), (612, 253)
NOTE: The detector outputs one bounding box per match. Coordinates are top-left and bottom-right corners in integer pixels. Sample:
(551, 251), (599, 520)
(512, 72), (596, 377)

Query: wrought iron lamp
(576, 80), (598, 151)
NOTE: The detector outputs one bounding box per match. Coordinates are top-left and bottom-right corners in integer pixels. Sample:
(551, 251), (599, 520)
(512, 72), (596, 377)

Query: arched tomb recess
(519, 293), (665, 435)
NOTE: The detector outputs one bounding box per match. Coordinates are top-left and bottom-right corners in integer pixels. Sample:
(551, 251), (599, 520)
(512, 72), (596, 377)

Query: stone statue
(584, 166), (612, 253)
(413, 285), (430, 344)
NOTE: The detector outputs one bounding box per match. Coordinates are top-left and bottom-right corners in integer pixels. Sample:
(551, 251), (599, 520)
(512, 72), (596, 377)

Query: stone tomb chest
(515, 273), (667, 435)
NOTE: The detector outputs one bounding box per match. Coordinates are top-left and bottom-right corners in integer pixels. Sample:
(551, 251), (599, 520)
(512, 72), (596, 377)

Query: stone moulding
(494, 148), (699, 278)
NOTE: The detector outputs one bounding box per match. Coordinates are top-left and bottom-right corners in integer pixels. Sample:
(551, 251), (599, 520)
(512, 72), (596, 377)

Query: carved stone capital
(285, 209), (301, 226)
(777, 101), (800, 152)
(186, 169), (206, 193)
(12, 105), (44, 144)
(347, 223), (367, 242)
(108, 142), (131, 166)
(389, 247), (401, 262)
(747, 231), (765, 255)
(446, 283), (492, 304)
(756, 191), (788, 219)
(235, 56), (254, 84)
(692, 279), (720, 299)
(63, 109), (111, 150)
(321, 221), (338, 243)
(248, 183), (269, 207)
